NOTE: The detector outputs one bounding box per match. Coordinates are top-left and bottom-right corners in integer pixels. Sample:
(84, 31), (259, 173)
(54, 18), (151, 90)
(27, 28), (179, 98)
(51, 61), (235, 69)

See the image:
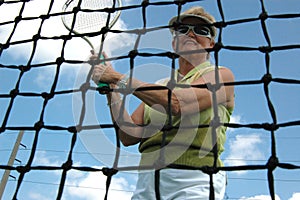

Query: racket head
(62, 0), (121, 94)
(61, 0), (122, 41)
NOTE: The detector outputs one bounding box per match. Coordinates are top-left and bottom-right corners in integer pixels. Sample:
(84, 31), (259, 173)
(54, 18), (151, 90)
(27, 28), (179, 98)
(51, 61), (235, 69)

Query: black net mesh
(0, 0), (300, 199)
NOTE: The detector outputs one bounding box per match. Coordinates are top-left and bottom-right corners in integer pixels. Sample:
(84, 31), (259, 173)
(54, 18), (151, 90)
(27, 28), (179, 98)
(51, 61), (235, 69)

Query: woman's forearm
(108, 90), (143, 146)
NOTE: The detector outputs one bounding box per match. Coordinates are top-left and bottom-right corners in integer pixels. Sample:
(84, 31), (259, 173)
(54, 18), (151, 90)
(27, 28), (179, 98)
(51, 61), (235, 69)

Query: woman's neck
(178, 57), (207, 76)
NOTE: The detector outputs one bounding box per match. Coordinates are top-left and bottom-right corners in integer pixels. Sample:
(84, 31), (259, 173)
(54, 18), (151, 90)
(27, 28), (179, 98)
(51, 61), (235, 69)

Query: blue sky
(0, 0), (300, 199)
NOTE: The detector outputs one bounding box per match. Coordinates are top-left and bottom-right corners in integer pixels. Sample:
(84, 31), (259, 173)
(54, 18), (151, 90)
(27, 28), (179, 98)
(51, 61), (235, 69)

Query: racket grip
(97, 82), (110, 94)
(95, 53), (110, 94)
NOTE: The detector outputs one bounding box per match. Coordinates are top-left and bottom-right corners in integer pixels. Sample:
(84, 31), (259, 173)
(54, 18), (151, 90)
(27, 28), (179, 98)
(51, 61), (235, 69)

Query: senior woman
(92, 6), (234, 200)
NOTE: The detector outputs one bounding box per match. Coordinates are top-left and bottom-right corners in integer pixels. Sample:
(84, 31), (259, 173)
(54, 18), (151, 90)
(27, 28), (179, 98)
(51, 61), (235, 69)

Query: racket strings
(63, 0), (119, 33)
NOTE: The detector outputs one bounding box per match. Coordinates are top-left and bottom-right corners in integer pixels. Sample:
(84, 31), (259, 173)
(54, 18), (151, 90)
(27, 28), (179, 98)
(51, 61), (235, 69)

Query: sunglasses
(174, 25), (212, 38)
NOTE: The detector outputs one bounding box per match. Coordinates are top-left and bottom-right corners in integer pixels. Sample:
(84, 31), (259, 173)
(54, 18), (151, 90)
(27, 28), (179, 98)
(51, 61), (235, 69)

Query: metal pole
(0, 130), (24, 199)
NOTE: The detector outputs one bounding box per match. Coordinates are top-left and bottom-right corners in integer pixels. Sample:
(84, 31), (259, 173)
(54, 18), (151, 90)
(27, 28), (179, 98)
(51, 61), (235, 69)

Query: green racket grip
(97, 81), (110, 94)
(97, 54), (110, 94)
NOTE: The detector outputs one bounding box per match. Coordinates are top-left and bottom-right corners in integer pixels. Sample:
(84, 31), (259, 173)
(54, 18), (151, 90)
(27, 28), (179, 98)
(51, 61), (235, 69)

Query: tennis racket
(62, 0), (122, 94)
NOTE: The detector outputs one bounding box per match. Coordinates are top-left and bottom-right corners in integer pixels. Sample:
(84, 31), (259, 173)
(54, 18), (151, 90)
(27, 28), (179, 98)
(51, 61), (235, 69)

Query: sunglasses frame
(173, 24), (212, 39)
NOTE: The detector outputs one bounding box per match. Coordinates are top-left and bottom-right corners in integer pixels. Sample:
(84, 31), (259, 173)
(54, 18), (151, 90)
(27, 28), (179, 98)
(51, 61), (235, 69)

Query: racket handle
(97, 82), (110, 94)
(96, 53), (110, 94)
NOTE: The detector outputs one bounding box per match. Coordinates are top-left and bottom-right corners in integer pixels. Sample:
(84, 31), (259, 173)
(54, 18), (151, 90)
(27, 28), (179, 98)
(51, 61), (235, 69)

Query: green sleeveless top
(139, 61), (233, 168)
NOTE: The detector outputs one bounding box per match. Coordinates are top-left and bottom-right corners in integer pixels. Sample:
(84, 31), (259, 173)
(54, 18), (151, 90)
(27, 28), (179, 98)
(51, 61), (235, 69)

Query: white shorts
(131, 168), (226, 200)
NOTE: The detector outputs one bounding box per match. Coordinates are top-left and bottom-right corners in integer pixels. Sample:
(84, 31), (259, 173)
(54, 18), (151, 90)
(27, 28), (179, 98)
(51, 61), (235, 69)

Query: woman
(92, 6), (234, 200)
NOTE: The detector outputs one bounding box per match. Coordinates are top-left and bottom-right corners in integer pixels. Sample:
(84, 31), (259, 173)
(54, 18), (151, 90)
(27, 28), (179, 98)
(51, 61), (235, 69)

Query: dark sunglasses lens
(194, 26), (210, 36)
(177, 26), (189, 34)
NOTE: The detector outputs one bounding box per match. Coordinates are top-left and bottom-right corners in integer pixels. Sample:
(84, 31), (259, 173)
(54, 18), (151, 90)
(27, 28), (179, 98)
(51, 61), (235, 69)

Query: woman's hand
(91, 52), (121, 85)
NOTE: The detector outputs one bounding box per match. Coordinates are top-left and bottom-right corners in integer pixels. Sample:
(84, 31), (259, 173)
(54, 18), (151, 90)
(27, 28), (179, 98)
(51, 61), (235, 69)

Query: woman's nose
(186, 29), (196, 37)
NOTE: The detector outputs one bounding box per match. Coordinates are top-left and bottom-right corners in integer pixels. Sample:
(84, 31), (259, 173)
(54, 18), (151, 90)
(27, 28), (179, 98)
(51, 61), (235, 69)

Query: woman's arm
(93, 61), (234, 116)
(131, 67), (234, 115)
(107, 87), (145, 147)
(174, 67), (235, 115)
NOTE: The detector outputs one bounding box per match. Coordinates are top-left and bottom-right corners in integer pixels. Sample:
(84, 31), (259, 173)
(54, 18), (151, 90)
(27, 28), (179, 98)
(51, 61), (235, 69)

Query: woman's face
(172, 17), (215, 65)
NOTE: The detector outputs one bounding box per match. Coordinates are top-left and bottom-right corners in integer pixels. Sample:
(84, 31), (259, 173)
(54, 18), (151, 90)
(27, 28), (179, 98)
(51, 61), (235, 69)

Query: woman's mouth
(183, 39), (197, 45)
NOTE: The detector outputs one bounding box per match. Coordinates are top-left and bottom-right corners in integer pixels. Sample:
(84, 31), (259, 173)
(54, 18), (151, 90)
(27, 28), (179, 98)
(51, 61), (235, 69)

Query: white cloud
(224, 133), (265, 174)
(227, 114), (242, 132)
(239, 194), (281, 200)
(289, 193), (300, 200)
(0, 0), (173, 90)
(28, 151), (136, 200)
(65, 167), (135, 200)
(0, 0), (66, 60)
(0, 0), (135, 88)
(33, 150), (62, 166)
(28, 192), (53, 200)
